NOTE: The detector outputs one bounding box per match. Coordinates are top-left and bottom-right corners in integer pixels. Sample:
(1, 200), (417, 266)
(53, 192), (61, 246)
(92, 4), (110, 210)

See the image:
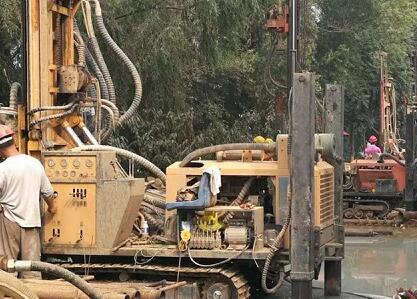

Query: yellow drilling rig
(0, 1), (345, 298)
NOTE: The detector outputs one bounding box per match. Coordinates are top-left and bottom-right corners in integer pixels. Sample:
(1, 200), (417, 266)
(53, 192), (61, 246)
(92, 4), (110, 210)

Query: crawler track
(59, 263), (251, 299)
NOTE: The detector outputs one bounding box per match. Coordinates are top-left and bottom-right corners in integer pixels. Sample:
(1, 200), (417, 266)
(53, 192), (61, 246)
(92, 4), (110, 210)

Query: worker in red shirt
(364, 135), (381, 158)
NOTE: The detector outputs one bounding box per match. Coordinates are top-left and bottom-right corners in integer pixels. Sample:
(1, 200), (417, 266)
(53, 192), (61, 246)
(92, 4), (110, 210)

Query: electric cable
(187, 244), (249, 268)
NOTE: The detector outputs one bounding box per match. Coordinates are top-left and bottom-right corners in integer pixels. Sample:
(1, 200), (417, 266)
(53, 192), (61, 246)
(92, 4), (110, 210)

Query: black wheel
(354, 209), (364, 219)
(344, 208), (354, 219)
(365, 211), (374, 219)
(202, 281), (232, 299)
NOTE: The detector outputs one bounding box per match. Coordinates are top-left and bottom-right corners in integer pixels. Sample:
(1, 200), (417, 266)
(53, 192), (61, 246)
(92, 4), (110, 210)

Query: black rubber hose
(180, 143), (276, 167)
(93, 0), (142, 128)
(29, 261), (102, 299)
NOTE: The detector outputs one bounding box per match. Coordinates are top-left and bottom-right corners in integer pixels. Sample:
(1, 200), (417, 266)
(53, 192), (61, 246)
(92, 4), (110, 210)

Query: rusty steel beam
(323, 84), (344, 296)
(290, 72), (315, 299)
(405, 110), (417, 211)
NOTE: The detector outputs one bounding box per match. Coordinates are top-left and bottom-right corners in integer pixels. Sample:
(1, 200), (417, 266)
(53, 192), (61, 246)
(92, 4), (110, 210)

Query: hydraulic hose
(75, 20), (110, 101)
(8, 260), (102, 299)
(28, 102), (76, 114)
(9, 82), (21, 110)
(82, 1), (116, 104)
(142, 210), (165, 231)
(89, 97), (120, 129)
(74, 31), (86, 66)
(220, 177), (255, 222)
(261, 133), (292, 294)
(180, 143), (276, 167)
(30, 104), (78, 126)
(72, 145), (166, 184)
(85, 48), (109, 101)
(144, 190), (166, 209)
(92, 0), (143, 128)
(140, 201), (165, 215)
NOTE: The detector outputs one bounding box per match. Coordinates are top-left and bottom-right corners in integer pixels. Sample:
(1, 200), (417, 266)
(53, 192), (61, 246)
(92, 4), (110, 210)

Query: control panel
(44, 156), (97, 180)
(43, 183), (96, 245)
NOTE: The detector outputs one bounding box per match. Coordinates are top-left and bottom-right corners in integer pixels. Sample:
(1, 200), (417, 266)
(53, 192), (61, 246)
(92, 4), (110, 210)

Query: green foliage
(99, 0), (280, 171)
(0, 0), (21, 103)
(0, 0), (416, 170)
(315, 0), (417, 153)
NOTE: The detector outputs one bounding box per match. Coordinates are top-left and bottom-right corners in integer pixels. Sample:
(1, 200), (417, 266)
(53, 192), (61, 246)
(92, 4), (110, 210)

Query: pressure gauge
(47, 160), (55, 167)
(73, 159), (80, 168)
(85, 159), (93, 168)
(60, 159), (68, 168)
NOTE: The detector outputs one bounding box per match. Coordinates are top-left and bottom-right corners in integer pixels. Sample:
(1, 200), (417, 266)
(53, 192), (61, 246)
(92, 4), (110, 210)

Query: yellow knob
(180, 230), (191, 242)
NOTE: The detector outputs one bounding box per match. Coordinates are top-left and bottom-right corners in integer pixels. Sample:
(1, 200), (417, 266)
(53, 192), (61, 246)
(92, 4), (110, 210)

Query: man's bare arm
(43, 191), (57, 214)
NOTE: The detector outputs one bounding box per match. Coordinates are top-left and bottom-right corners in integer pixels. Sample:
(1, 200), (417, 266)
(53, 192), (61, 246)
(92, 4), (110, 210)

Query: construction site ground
(20, 228), (415, 299)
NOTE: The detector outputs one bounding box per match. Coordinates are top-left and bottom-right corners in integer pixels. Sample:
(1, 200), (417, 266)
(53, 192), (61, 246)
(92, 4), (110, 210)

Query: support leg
(324, 260), (341, 296)
(291, 280), (312, 299)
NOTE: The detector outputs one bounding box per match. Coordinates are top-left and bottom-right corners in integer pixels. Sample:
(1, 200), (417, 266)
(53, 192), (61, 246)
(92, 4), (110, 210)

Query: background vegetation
(0, 0), (416, 169)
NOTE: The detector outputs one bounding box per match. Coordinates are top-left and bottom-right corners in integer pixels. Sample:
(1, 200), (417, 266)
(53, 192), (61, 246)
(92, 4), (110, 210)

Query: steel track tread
(59, 262), (251, 299)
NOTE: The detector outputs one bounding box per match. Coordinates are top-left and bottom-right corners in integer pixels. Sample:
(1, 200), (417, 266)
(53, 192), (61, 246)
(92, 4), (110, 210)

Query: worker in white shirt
(0, 125), (57, 278)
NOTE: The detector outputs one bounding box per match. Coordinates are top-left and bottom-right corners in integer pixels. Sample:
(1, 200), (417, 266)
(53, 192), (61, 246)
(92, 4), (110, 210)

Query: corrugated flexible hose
(72, 145), (166, 184)
(92, 0), (143, 128)
(11, 261), (102, 299)
(9, 82), (21, 110)
(180, 143), (276, 167)
(220, 177), (255, 222)
(261, 134), (292, 294)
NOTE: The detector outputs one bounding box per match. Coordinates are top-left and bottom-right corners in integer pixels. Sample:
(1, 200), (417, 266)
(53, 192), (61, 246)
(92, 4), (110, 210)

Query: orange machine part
(353, 159), (405, 192)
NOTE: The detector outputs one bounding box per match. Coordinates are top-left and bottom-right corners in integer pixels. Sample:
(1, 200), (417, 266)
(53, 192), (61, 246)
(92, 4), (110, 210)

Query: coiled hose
(92, 0), (143, 128)
(144, 193), (166, 209)
(9, 82), (21, 110)
(180, 143), (276, 167)
(140, 201), (165, 215)
(220, 177), (255, 222)
(72, 145), (166, 184)
(142, 210), (165, 231)
(144, 190), (166, 209)
(10, 260), (102, 299)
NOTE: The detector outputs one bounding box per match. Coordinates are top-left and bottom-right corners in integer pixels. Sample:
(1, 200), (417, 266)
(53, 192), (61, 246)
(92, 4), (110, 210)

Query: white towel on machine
(203, 166), (222, 195)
